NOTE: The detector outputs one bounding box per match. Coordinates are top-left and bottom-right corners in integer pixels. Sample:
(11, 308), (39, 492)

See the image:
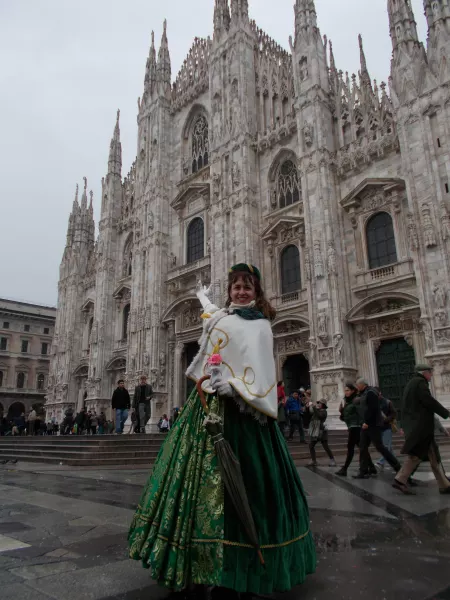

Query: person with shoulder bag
(308, 399), (336, 467)
(286, 390), (306, 443)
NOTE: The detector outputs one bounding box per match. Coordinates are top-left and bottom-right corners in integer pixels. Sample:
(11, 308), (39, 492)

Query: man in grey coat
(133, 375), (153, 433)
(394, 364), (450, 495)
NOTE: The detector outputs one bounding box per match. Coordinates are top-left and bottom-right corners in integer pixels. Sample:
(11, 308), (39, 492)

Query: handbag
(289, 410), (300, 422)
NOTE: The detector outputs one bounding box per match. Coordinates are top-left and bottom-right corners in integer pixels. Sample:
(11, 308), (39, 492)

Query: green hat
(415, 363), (434, 372)
(229, 263), (261, 281)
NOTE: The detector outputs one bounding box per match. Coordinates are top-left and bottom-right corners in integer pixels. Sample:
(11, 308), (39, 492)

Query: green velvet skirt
(128, 391), (316, 594)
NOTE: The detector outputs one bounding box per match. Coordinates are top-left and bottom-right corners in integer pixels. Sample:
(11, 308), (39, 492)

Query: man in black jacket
(134, 375), (153, 433)
(353, 377), (402, 479)
(394, 365), (450, 495)
(111, 380), (131, 434)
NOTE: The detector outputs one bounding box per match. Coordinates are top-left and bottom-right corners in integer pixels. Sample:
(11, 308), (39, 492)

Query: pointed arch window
(17, 372), (25, 389)
(366, 212), (397, 269)
(192, 115), (209, 174)
(277, 160), (301, 209)
(281, 245), (302, 295)
(123, 304), (130, 341)
(37, 374), (45, 391)
(186, 217), (204, 264)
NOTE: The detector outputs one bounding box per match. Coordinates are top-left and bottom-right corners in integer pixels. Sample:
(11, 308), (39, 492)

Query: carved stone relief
(183, 308), (201, 329)
(327, 242), (337, 276)
(433, 285), (447, 310)
(313, 240), (324, 279)
(317, 312), (329, 345)
(303, 122), (313, 147)
(319, 347), (334, 363)
(435, 327), (450, 345)
(407, 213), (419, 251)
(334, 333), (344, 363)
(421, 203), (437, 248)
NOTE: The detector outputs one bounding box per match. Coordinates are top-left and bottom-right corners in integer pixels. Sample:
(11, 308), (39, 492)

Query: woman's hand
(212, 379), (234, 398)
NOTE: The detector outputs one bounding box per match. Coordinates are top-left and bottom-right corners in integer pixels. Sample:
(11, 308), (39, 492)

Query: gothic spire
(423, 1), (450, 78)
(214, 0), (230, 35)
(329, 40), (337, 75)
(358, 34), (372, 89)
(387, 0), (419, 57)
(72, 183), (79, 212)
(144, 31), (157, 93)
(230, 0), (249, 25)
(108, 109), (122, 177)
(294, 0), (318, 39)
(157, 20), (171, 93)
(81, 177), (88, 210)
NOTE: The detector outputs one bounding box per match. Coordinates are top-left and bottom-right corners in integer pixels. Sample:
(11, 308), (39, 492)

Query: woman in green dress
(128, 264), (316, 599)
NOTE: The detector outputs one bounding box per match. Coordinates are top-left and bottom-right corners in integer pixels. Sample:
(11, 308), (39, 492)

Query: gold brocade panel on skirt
(128, 393), (225, 590)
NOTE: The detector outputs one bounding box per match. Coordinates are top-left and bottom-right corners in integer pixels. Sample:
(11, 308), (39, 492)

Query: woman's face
(344, 387), (354, 398)
(230, 276), (256, 305)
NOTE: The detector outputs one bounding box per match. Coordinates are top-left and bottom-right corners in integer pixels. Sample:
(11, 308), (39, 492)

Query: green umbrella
(197, 375), (265, 566)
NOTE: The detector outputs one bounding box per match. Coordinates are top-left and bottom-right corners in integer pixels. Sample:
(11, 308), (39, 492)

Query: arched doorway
(7, 402), (26, 420)
(184, 341), (200, 402)
(282, 354), (310, 396)
(376, 338), (415, 421)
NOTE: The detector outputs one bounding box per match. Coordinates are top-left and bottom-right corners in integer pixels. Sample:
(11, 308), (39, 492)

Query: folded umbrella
(197, 374), (265, 566)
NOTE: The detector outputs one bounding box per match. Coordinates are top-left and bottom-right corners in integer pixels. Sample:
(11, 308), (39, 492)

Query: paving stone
(0, 535), (31, 553)
(10, 560), (78, 580)
(0, 522), (32, 534)
(28, 559), (157, 600)
(0, 582), (54, 600)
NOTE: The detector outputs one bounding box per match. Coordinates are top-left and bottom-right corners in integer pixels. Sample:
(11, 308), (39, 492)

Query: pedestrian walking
(376, 389), (398, 469)
(90, 411), (98, 435)
(336, 383), (361, 476)
(27, 409), (37, 436)
(286, 390), (306, 442)
(133, 375), (152, 433)
(98, 411), (106, 435)
(308, 398), (336, 467)
(75, 408), (86, 435)
(159, 414), (170, 433)
(112, 380), (131, 434)
(393, 364), (450, 495)
(353, 378), (401, 479)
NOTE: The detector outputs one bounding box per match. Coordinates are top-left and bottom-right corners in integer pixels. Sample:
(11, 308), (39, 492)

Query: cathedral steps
(0, 433), (449, 467)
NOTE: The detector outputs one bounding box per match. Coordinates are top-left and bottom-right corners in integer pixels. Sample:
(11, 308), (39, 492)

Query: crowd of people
(277, 383), (336, 467)
(277, 364), (450, 495)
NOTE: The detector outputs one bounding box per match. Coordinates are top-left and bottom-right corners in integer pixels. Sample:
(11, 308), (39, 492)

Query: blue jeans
(378, 428), (393, 466)
(115, 408), (128, 434)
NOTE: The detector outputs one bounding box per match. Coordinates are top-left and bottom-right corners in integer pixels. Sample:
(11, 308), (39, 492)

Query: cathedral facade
(45, 0), (450, 428)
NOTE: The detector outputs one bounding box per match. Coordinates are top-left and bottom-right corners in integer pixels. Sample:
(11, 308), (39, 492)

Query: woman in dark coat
(394, 365), (450, 494)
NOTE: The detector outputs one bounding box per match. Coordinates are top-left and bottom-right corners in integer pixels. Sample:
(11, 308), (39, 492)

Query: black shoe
(369, 467), (378, 476)
(336, 468), (347, 477)
(408, 478), (419, 487)
(439, 487), (450, 495)
(392, 479), (416, 495)
(352, 472), (370, 479)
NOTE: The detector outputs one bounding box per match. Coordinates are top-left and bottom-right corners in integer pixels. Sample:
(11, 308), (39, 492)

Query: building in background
(45, 0), (450, 428)
(0, 299), (56, 421)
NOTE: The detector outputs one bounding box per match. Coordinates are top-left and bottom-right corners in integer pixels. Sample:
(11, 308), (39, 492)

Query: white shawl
(186, 303), (278, 419)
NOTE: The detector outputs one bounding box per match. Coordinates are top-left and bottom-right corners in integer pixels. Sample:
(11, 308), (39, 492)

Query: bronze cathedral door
(376, 338), (415, 422)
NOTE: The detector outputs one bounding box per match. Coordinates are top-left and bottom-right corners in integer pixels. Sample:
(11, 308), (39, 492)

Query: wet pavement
(0, 453), (450, 600)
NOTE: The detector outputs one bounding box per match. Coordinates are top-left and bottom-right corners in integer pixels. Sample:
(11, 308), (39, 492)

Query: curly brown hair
(225, 271), (276, 321)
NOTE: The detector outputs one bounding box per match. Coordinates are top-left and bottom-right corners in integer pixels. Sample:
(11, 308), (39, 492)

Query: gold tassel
(212, 338), (223, 354)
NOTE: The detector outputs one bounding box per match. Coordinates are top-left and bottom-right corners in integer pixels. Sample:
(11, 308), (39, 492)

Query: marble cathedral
(46, 0), (450, 428)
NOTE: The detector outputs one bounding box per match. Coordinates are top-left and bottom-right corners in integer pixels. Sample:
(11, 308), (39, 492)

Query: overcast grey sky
(0, 0), (427, 306)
